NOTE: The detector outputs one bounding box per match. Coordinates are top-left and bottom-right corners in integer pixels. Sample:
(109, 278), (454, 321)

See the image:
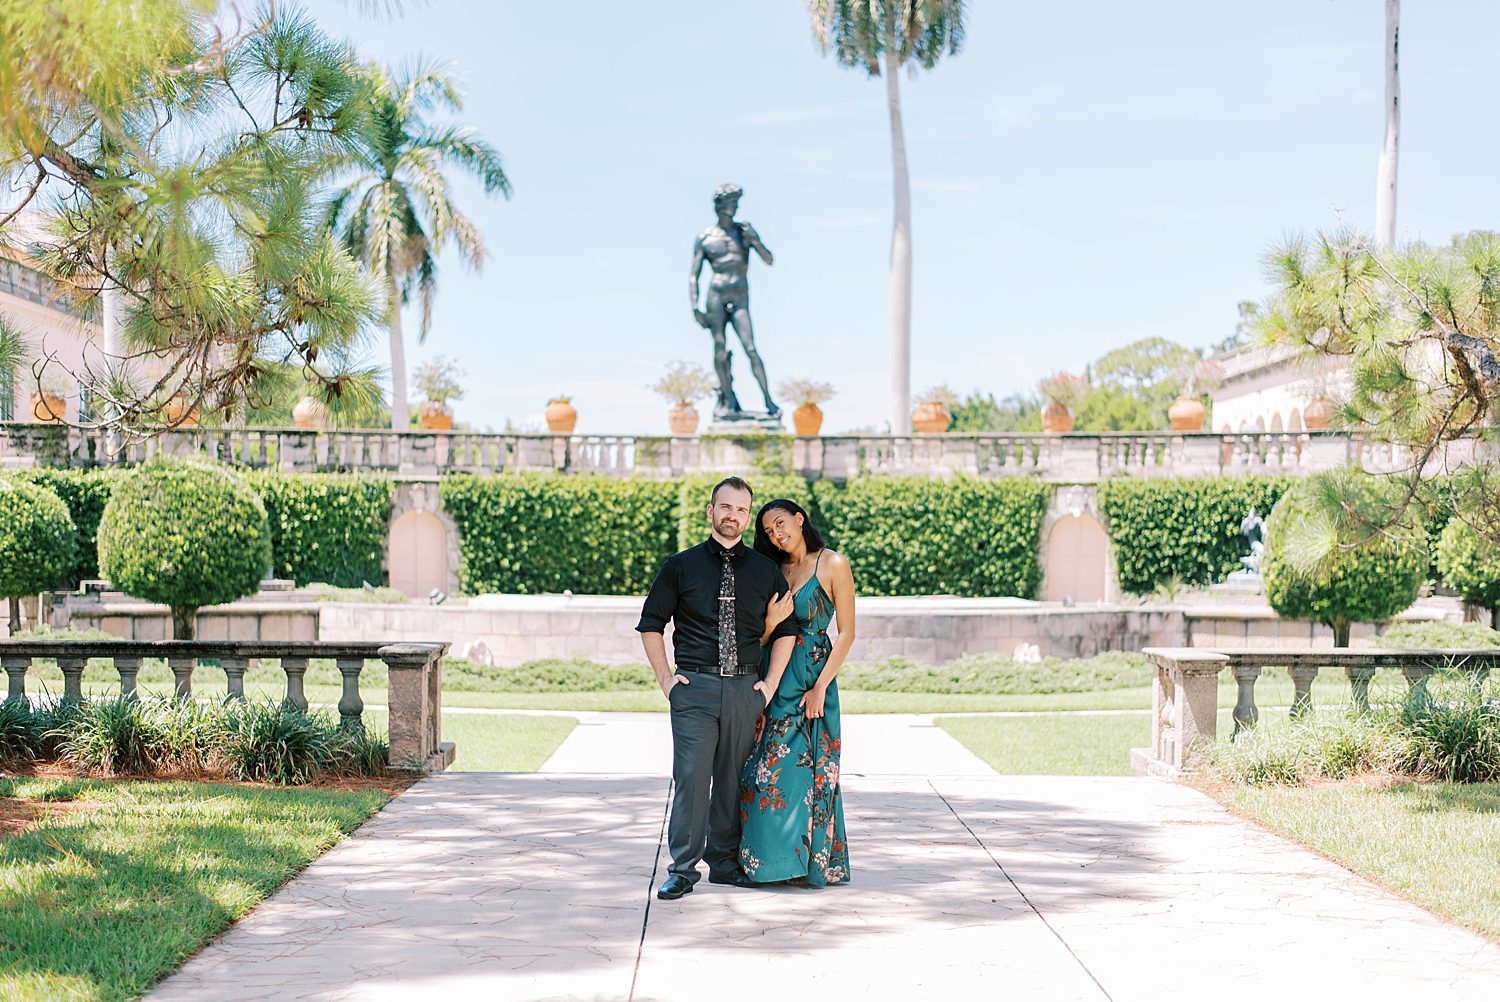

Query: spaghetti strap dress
(737, 559), (850, 886)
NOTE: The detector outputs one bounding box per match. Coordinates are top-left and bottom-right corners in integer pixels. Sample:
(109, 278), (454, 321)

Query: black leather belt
(678, 664), (760, 677)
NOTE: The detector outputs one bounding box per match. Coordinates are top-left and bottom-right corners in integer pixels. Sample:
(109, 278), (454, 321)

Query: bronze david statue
(689, 183), (781, 423)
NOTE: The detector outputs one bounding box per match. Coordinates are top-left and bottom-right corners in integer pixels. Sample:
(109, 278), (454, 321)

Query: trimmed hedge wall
(811, 477), (1050, 598)
(441, 474), (680, 595)
(1098, 476), (1292, 594)
(247, 473), (393, 588)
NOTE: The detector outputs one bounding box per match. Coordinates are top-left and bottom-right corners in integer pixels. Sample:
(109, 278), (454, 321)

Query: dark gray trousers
(666, 672), (763, 883)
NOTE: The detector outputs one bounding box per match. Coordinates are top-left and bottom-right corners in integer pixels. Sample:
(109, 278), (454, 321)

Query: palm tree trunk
(387, 267), (409, 431)
(1375, 0), (1400, 251)
(883, 26), (914, 437)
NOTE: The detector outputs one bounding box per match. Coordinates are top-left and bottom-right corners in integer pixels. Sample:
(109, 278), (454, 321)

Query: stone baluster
(336, 657), (365, 734)
(2, 655), (29, 703)
(169, 656), (195, 698)
(1144, 649), (1228, 772)
(281, 657), (309, 711)
(1345, 666), (1378, 714)
(1230, 663), (1261, 737)
(56, 655), (86, 702)
(221, 656), (253, 701)
(1402, 663), (1434, 706)
(1289, 664), (1320, 719)
(114, 655), (140, 697)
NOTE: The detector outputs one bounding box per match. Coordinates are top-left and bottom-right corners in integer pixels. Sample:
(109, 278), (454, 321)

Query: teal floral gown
(738, 568), (850, 886)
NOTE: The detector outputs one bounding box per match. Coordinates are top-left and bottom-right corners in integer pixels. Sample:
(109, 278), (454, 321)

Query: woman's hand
(765, 590), (795, 634)
(800, 683), (827, 720)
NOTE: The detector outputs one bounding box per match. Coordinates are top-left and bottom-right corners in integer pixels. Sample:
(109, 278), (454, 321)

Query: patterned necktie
(718, 550), (736, 673)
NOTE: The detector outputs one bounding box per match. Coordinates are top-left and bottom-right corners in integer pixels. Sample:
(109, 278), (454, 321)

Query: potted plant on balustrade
(650, 360), (716, 435)
(1037, 371), (1088, 433)
(912, 384), (958, 434)
(30, 367), (70, 423)
(1168, 357), (1224, 432)
(778, 377), (836, 437)
(545, 395), (577, 433)
(412, 355), (466, 431)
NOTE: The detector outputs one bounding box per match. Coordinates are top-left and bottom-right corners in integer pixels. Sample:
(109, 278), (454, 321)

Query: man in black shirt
(637, 476), (797, 900)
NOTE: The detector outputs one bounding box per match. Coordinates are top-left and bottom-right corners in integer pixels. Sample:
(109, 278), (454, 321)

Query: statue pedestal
(704, 412), (784, 435)
(1214, 571), (1265, 595)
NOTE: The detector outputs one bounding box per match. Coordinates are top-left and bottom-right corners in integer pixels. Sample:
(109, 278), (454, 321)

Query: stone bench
(0, 639), (452, 772)
(1135, 646), (1500, 775)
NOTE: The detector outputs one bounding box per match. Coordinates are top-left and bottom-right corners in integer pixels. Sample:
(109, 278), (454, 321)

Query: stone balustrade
(1136, 646), (1500, 775)
(0, 639), (452, 772)
(2, 421), (1490, 482)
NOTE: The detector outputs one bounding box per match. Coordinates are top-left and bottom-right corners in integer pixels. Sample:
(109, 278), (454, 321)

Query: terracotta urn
(292, 395), (329, 430)
(419, 401), (453, 431)
(1041, 399), (1074, 433)
(165, 394), (199, 428)
(911, 401), (951, 434)
(545, 398), (577, 434)
(1303, 396), (1333, 431)
(30, 392), (65, 423)
(668, 402), (699, 435)
(1168, 395), (1206, 432)
(793, 402), (824, 437)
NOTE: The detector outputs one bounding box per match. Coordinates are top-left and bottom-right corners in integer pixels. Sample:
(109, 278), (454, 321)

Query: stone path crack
(928, 778), (1114, 1002)
(630, 778), (671, 1001)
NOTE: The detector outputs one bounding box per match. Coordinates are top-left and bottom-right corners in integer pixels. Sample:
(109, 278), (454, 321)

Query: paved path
(151, 770), (1500, 1001)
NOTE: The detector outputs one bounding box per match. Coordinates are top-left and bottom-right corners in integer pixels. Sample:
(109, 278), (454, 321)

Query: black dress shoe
(708, 870), (757, 888)
(656, 874), (694, 900)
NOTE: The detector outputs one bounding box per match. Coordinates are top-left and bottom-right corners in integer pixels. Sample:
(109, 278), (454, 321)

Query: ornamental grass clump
(55, 697), (159, 777)
(0, 699), (44, 765)
(218, 701), (387, 785)
(1398, 692), (1500, 784)
(1211, 711), (1402, 787)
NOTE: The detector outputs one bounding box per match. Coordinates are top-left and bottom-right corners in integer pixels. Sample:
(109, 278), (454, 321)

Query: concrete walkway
(150, 720), (1500, 1002)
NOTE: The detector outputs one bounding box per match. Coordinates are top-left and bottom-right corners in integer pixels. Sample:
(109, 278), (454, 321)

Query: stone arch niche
(1040, 486), (1112, 604)
(387, 481), (461, 600)
(1270, 413), (1284, 432)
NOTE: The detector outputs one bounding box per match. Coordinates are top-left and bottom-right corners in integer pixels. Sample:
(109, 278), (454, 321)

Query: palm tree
(807, 1), (965, 435)
(1375, 0), (1400, 250)
(326, 62), (510, 429)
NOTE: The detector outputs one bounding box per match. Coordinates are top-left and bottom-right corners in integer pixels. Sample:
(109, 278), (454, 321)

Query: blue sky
(304, 0), (1500, 434)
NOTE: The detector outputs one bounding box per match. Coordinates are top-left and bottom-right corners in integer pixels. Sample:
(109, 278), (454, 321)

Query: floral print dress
(738, 568), (849, 886)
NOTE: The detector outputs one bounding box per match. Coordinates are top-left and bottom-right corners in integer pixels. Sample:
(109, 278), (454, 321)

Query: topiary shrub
(248, 472), (393, 587)
(1435, 519), (1500, 628)
(97, 459), (271, 638)
(810, 476), (1049, 597)
(1097, 475), (1291, 593)
(1262, 470), (1429, 647)
(0, 476), (78, 632)
(16, 468), (113, 586)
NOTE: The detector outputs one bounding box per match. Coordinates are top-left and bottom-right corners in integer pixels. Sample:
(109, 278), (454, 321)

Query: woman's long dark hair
(753, 498), (826, 564)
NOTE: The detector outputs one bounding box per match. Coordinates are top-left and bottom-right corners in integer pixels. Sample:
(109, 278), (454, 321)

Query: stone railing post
(2, 656), (29, 703)
(281, 657), (309, 711)
(169, 655), (195, 699)
(379, 643), (451, 772)
(1288, 664), (1320, 719)
(336, 656), (365, 734)
(1345, 666), (1377, 714)
(221, 656), (252, 700)
(1141, 648), (1228, 773)
(1402, 664), (1434, 705)
(1229, 661), (1260, 736)
(114, 655), (140, 697)
(56, 656), (86, 702)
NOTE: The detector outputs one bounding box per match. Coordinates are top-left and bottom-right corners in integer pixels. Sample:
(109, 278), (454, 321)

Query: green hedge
(811, 477), (1049, 597)
(1098, 476), (1292, 594)
(248, 473), (393, 587)
(15, 469), (113, 586)
(441, 474), (679, 595)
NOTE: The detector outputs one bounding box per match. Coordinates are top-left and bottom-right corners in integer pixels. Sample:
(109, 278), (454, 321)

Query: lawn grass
(1216, 782), (1500, 941)
(354, 708), (577, 772)
(0, 776), (391, 1002)
(938, 713), (1152, 776)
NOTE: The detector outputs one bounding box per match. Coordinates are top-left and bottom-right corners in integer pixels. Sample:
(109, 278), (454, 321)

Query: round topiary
(1263, 470), (1429, 647)
(97, 459), (271, 638)
(0, 477), (78, 632)
(1435, 519), (1500, 627)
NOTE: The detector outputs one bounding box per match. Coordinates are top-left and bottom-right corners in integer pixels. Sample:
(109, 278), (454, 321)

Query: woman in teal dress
(738, 498), (856, 887)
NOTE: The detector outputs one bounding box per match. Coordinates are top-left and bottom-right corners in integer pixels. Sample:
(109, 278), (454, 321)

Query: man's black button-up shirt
(636, 537), (797, 667)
